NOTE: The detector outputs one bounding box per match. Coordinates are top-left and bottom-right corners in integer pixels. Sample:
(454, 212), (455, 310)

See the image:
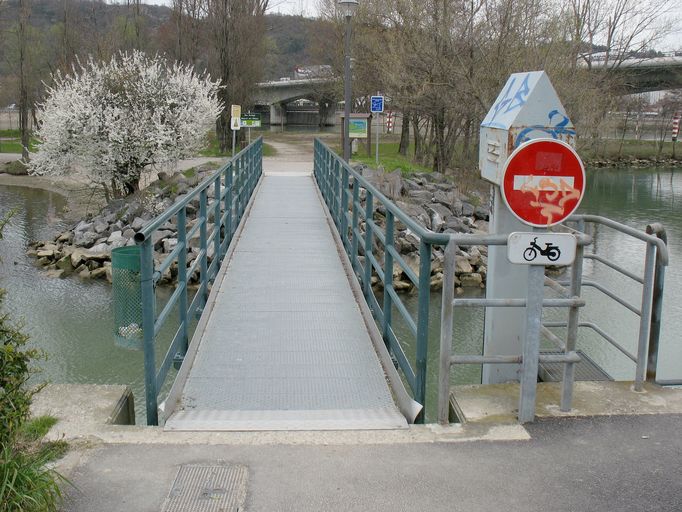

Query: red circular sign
(501, 139), (585, 227)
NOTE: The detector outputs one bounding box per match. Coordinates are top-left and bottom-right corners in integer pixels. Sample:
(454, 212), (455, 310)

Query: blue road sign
(371, 96), (384, 113)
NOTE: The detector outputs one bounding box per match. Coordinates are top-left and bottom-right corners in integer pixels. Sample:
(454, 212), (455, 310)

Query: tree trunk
(398, 110), (409, 156)
(18, 0), (30, 162)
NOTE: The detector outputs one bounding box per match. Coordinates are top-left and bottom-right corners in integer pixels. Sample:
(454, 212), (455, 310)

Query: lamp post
(339, 0), (358, 162)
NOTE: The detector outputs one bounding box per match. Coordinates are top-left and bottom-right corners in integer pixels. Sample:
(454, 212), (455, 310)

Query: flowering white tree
(29, 51), (223, 197)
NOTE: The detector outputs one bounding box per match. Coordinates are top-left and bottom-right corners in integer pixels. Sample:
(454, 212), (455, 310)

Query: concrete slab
(59, 414), (682, 512)
(452, 381), (682, 424)
(31, 384), (135, 439)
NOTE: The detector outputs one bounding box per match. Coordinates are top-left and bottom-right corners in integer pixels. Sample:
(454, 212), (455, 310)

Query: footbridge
(116, 137), (668, 430)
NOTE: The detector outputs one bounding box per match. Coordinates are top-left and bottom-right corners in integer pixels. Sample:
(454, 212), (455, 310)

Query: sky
(267, 0), (319, 17)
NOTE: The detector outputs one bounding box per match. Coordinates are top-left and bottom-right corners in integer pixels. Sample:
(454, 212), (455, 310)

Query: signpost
(230, 105), (241, 157)
(240, 113), (261, 144)
(371, 95), (384, 165)
(349, 118), (368, 138)
(499, 137), (584, 422)
(500, 138), (585, 227)
(507, 232), (577, 266)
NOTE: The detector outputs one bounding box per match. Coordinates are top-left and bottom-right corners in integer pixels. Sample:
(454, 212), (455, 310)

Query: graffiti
(514, 110), (576, 147)
(519, 176), (581, 225)
(483, 74), (531, 128)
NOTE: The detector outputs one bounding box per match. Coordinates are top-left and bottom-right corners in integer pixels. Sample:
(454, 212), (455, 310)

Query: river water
(0, 165), (680, 423)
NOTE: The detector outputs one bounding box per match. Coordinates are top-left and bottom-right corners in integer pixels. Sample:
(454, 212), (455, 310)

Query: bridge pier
(270, 103), (287, 127)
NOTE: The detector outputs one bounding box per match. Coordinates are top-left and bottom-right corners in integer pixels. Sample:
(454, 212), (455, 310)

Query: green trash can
(112, 246), (144, 350)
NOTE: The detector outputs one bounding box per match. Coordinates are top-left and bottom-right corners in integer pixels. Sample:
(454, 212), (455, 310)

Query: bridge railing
(314, 138), (450, 421)
(133, 137), (262, 425)
(314, 138), (669, 424)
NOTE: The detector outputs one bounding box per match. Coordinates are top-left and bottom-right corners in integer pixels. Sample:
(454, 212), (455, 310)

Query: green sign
(349, 119), (368, 138)
(240, 113), (261, 128)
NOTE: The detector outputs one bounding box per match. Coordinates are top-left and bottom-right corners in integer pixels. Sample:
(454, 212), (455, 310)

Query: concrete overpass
(253, 77), (338, 126)
(252, 57), (682, 125)
(582, 55), (682, 93)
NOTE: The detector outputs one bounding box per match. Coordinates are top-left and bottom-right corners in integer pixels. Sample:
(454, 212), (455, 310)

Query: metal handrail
(314, 139), (669, 423)
(564, 215), (668, 390)
(314, 138), (444, 420)
(134, 137), (263, 425)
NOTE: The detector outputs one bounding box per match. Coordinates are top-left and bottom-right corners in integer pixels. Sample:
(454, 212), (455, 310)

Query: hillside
(0, 0), (328, 91)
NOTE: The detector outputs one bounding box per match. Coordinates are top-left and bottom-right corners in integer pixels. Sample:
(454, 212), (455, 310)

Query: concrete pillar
(269, 103), (287, 126)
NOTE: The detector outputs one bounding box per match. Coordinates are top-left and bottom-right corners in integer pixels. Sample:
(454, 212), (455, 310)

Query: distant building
(293, 65), (333, 79)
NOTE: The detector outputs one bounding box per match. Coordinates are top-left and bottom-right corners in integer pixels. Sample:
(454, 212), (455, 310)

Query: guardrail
(554, 215), (669, 390)
(133, 137), (262, 425)
(314, 139), (452, 421)
(314, 138), (669, 424)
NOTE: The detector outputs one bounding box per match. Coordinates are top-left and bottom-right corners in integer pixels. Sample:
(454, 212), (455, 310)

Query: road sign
(371, 96), (384, 113)
(240, 113), (261, 128)
(507, 232), (577, 266)
(230, 117), (240, 130)
(231, 104), (241, 119)
(501, 138), (585, 227)
(349, 119), (368, 138)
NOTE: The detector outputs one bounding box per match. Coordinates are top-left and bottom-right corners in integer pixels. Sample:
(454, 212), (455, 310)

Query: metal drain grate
(162, 464), (248, 512)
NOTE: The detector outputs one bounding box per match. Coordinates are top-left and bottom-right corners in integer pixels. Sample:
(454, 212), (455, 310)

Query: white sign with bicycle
(507, 232), (577, 266)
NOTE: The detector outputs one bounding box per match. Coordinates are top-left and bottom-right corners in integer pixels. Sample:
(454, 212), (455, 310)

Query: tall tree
(206, 0), (269, 151)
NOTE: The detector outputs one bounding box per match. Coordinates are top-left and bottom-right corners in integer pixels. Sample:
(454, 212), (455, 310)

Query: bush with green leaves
(0, 213), (64, 511)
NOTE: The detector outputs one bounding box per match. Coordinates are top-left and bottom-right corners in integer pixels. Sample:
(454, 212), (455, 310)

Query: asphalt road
(61, 414), (682, 512)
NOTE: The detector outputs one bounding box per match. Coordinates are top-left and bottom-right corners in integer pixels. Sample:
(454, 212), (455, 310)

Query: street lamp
(339, 0), (358, 162)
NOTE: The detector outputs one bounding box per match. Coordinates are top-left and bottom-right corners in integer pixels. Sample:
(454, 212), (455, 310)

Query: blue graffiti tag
(514, 110), (576, 147)
(484, 74), (531, 128)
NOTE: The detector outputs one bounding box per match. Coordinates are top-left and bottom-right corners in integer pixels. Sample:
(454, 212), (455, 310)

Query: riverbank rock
(28, 163), (221, 282)
(354, 164), (491, 292)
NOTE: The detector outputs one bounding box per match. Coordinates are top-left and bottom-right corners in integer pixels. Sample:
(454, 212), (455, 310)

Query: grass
(337, 141), (432, 175)
(19, 416), (58, 443)
(1, 416), (68, 512)
(0, 138), (38, 154)
(199, 131), (276, 157)
(579, 138), (681, 161)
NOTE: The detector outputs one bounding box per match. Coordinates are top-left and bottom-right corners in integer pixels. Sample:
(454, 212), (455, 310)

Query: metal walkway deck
(164, 174), (407, 431)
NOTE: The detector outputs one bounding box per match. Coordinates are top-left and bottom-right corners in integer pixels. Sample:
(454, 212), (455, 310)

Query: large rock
(131, 217), (146, 231)
(455, 255), (473, 274)
(460, 273), (483, 287)
(74, 231), (98, 248)
(407, 189), (432, 203)
(94, 221), (109, 234)
(74, 221), (93, 233)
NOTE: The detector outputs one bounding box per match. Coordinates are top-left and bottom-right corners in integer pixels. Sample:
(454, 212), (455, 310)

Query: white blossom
(29, 51), (223, 195)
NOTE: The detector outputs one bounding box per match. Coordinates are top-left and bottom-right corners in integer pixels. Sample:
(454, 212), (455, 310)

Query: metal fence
(133, 137), (263, 425)
(314, 138), (450, 422)
(313, 138), (669, 424)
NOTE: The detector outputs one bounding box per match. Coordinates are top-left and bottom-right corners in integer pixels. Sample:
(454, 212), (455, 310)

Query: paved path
(61, 414), (682, 511)
(165, 171), (405, 431)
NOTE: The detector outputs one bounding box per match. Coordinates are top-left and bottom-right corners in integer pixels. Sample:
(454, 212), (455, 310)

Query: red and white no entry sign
(501, 138), (586, 227)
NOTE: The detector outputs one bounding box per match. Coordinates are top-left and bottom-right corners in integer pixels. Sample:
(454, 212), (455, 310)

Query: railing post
(561, 234), (583, 411)
(415, 239), (432, 422)
(139, 238), (158, 425)
(363, 191), (374, 298)
(635, 241), (657, 391)
(351, 183), (360, 273)
(226, 163), (234, 240)
(382, 211), (395, 346)
(176, 208), (189, 356)
(199, 189), (209, 306)
(333, 159), (341, 228)
(341, 166), (350, 252)
(645, 223), (667, 383)
(213, 176), (221, 280)
(438, 240), (457, 424)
